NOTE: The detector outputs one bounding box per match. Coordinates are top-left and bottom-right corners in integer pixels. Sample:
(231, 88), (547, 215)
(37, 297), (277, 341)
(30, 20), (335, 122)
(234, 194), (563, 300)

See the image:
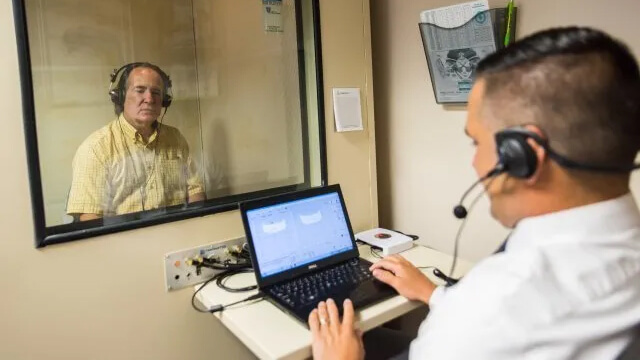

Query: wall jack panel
(163, 236), (247, 291)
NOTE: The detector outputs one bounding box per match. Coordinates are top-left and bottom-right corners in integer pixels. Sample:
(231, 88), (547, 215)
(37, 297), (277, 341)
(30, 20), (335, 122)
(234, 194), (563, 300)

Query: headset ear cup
(109, 89), (119, 105)
(162, 76), (172, 108)
(498, 136), (538, 179)
(162, 94), (172, 108)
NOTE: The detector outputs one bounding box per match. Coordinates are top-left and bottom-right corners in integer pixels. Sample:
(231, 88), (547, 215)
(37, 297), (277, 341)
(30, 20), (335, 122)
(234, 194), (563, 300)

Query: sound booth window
(13, 0), (326, 247)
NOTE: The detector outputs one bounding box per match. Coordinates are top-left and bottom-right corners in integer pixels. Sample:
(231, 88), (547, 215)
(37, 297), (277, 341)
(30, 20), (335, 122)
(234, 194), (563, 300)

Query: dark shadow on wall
(204, 119), (230, 199)
(370, 0), (394, 228)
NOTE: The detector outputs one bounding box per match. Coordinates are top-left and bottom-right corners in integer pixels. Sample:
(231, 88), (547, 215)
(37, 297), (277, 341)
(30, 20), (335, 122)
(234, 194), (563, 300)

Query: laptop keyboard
(268, 259), (374, 308)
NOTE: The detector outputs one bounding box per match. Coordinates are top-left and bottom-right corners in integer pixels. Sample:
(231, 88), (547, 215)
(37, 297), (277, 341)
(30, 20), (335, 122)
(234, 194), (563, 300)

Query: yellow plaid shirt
(67, 115), (204, 217)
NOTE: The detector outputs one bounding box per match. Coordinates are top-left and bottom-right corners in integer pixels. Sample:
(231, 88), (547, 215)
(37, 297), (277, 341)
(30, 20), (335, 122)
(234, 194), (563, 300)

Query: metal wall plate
(163, 236), (247, 291)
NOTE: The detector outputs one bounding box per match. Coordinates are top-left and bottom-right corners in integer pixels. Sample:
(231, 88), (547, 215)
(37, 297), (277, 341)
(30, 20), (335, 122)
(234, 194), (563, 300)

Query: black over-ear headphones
(108, 62), (173, 109)
(494, 127), (541, 179)
(495, 126), (640, 178)
(453, 126), (640, 219)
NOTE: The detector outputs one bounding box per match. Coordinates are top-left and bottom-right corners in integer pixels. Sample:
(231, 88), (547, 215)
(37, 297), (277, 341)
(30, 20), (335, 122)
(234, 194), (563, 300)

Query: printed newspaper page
(420, 1), (496, 103)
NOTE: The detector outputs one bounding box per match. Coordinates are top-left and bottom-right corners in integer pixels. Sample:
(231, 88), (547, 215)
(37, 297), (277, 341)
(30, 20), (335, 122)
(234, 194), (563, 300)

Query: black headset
(453, 126), (640, 219)
(108, 62), (173, 109)
(495, 127), (640, 179)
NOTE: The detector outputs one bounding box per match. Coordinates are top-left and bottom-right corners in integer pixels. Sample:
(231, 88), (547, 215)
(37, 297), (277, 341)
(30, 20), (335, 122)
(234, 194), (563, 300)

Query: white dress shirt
(410, 194), (640, 359)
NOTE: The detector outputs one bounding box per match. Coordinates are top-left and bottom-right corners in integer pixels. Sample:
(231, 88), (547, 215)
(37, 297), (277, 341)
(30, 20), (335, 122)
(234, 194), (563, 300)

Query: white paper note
(263, 0), (283, 32)
(333, 88), (363, 132)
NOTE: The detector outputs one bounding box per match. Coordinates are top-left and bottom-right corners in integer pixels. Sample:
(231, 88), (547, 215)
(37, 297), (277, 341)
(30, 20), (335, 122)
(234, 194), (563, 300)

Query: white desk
(196, 245), (474, 360)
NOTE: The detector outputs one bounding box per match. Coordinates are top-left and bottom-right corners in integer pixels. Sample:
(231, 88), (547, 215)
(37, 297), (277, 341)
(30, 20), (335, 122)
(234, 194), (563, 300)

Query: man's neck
(123, 117), (157, 143)
(137, 127), (154, 143)
(521, 178), (629, 220)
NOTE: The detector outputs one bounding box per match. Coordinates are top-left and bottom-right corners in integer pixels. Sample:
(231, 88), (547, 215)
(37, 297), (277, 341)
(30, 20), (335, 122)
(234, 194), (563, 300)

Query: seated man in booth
(67, 62), (205, 221)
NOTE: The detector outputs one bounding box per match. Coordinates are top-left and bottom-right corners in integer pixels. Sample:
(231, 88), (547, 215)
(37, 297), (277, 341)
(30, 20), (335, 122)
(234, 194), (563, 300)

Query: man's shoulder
(157, 123), (188, 145)
(158, 123), (184, 137)
(75, 120), (119, 155)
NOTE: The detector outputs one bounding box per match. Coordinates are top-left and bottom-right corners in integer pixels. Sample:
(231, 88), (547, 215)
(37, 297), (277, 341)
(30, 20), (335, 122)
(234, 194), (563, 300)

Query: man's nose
(143, 91), (156, 103)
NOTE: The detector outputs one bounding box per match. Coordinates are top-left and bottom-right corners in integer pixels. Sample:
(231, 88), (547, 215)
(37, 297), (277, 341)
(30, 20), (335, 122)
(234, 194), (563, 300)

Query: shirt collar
(507, 193), (640, 252)
(118, 114), (158, 144)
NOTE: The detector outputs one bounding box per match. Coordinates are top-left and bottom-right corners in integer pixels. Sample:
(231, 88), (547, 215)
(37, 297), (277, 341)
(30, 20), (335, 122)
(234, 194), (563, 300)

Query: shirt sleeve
(186, 154), (205, 197)
(173, 132), (205, 198)
(66, 141), (107, 216)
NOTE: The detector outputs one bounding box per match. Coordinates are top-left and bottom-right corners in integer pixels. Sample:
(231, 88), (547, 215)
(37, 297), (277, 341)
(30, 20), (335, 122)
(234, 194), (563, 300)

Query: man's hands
(369, 254), (436, 304)
(308, 255), (435, 359)
(309, 298), (364, 360)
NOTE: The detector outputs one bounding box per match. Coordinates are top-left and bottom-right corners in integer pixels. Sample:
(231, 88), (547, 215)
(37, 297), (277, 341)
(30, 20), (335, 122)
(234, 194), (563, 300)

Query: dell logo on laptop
(308, 264), (318, 270)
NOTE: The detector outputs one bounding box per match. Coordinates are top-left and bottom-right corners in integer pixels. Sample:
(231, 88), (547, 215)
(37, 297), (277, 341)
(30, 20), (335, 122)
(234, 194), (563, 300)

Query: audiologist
(308, 27), (640, 360)
(67, 62), (205, 221)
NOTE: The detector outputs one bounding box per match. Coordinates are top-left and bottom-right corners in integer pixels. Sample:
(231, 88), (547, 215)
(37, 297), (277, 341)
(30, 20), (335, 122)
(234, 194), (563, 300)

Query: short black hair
(476, 27), (640, 168)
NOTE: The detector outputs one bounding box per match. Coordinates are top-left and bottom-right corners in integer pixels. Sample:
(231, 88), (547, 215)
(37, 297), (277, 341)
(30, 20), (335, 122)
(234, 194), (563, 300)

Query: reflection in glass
(22, 0), (321, 230)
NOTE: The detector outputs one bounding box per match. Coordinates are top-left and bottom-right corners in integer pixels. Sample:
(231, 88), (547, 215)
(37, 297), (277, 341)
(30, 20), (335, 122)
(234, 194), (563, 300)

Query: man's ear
(523, 124), (547, 185)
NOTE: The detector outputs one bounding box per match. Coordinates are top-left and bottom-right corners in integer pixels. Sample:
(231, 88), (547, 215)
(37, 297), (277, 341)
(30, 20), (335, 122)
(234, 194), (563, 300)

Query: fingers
(371, 268), (398, 287)
(326, 299), (340, 332)
(308, 308), (320, 339)
(318, 301), (330, 335)
(369, 258), (403, 275)
(341, 299), (355, 332)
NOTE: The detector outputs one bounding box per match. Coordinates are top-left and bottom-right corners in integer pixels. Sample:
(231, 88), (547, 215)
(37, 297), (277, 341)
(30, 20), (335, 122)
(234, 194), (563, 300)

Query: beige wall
(372, 0), (640, 262)
(0, 0), (378, 359)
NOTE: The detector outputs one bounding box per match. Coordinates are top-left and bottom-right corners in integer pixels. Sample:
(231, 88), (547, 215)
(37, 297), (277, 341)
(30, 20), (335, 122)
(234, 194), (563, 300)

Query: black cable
(409, 265), (457, 286)
(197, 257), (251, 271)
(191, 271), (226, 313)
(390, 229), (419, 241)
(190, 255), (254, 313)
(192, 272), (264, 314)
(234, 248), (251, 261)
(216, 268), (258, 293)
(191, 268), (263, 313)
(449, 177), (496, 280)
(207, 293), (265, 313)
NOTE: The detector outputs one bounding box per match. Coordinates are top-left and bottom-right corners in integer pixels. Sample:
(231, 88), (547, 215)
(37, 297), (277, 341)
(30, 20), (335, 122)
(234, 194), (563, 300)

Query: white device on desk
(355, 228), (413, 255)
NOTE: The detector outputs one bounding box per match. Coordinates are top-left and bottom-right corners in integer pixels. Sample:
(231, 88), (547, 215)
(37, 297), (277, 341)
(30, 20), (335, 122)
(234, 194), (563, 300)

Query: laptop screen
(245, 191), (355, 278)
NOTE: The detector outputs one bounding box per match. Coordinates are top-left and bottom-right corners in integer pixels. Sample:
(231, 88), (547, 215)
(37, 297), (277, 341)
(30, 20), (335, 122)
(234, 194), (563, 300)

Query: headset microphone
(453, 163), (505, 219)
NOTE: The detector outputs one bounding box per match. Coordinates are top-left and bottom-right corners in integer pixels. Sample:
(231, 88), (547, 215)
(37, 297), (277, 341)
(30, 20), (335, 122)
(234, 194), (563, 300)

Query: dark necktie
(494, 240), (508, 254)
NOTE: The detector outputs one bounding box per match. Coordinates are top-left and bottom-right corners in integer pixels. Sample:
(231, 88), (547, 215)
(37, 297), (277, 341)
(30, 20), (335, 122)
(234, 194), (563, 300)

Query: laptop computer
(239, 184), (397, 326)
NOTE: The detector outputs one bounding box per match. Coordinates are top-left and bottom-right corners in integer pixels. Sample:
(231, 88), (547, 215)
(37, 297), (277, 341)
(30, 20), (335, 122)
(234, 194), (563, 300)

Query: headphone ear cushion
(109, 89), (119, 105)
(162, 94), (172, 108)
(498, 136), (538, 178)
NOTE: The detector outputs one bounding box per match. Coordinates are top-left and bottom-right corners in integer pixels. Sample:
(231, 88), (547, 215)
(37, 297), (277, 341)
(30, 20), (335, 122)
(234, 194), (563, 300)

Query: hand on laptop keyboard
(369, 254), (436, 304)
